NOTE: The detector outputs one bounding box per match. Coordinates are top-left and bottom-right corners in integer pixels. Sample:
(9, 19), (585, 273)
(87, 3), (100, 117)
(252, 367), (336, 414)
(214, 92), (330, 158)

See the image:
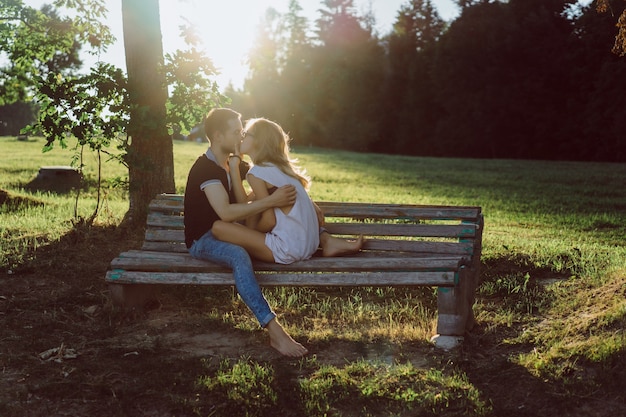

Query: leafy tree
(308, 0), (385, 150)
(454, 0), (489, 9)
(117, 0), (227, 223)
(0, 2), (88, 104)
(243, 7), (283, 122)
(282, 0), (310, 56)
(433, 0), (579, 159)
(272, 0), (314, 143)
(378, 0), (445, 155)
(577, 0), (626, 161)
(2, 0), (225, 224)
(164, 25), (226, 136)
(237, 0), (317, 145)
(432, 1), (510, 157)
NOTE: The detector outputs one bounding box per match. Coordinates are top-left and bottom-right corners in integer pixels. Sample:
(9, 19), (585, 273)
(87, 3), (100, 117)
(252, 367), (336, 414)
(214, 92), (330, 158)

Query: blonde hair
(245, 118), (310, 190)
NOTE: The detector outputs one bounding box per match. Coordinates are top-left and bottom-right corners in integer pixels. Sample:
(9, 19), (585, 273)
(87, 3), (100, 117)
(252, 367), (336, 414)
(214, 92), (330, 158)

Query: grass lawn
(1, 135), (625, 416)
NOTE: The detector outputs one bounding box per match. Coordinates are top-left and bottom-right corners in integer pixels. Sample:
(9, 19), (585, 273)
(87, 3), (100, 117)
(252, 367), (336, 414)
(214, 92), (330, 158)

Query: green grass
(195, 356), (491, 416)
(1, 135), (625, 416)
(297, 358), (490, 417)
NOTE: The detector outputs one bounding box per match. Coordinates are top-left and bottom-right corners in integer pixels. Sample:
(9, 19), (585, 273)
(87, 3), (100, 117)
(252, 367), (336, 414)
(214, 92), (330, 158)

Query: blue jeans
(189, 230), (276, 327)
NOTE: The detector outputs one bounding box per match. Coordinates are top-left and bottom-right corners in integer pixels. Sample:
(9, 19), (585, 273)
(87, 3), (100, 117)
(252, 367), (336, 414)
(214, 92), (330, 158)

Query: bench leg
(109, 283), (160, 310)
(431, 267), (475, 349)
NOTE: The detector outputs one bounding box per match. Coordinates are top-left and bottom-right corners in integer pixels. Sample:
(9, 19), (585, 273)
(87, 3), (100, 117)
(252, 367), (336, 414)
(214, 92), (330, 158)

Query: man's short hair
(204, 108), (241, 141)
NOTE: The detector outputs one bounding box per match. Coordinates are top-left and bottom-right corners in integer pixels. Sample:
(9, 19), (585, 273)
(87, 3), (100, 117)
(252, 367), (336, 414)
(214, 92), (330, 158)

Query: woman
(212, 117), (362, 264)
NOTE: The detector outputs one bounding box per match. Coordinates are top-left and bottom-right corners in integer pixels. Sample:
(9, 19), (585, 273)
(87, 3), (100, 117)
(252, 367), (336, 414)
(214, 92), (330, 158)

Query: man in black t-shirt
(184, 108), (308, 358)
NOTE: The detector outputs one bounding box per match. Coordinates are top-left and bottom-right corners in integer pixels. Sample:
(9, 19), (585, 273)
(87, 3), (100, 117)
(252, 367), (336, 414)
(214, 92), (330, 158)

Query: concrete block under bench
(106, 194), (484, 349)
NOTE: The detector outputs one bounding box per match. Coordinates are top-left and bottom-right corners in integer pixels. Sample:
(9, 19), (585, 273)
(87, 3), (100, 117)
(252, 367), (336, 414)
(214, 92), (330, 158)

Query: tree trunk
(121, 0), (175, 226)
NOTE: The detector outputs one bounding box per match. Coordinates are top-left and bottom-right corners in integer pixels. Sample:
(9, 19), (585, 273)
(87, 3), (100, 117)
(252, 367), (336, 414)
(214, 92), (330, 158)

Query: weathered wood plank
(317, 202), (481, 221)
(106, 270), (458, 286)
(364, 239), (474, 255)
(140, 239), (475, 255)
(142, 241), (188, 253)
(325, 223), (477, 238)
(146, 212), (479, 236)
(148, 195), (482, 221)
(111, 250), (465, 272)
(147, 213), (183, 228)
(144, 228), (183, 242)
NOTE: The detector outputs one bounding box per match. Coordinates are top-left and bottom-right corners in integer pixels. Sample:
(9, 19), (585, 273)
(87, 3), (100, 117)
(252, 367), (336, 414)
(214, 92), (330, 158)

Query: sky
(24, 0), (460, 90)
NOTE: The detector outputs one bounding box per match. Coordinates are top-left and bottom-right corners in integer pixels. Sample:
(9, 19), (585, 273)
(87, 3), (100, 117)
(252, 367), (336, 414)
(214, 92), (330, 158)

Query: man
(184, 108), (307, 357)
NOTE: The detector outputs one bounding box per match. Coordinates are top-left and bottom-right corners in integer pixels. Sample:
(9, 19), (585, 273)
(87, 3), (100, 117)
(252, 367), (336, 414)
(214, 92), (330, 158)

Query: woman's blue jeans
(189, 230), (276, 327)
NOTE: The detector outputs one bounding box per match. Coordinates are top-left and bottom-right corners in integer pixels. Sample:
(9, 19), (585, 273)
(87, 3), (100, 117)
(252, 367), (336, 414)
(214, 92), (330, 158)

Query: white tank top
(248, 164), (320, 264)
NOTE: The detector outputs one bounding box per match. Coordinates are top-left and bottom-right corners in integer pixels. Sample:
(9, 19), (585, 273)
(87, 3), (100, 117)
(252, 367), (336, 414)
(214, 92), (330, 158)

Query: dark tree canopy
(229, 0), (626, 162)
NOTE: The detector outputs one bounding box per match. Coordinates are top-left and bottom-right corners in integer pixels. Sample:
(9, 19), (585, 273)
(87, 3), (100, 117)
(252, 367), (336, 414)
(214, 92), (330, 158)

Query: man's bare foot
(321, 232), (364, 257)
(266, 319), (308, 357)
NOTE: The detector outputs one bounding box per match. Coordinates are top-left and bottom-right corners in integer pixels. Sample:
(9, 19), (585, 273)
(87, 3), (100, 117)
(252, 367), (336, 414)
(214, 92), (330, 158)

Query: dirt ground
(1, 225), (624, 417)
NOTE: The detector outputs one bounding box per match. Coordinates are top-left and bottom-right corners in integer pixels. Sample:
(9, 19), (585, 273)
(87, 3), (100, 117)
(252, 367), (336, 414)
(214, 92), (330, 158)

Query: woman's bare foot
(321, 232), (364, 257)
(266, 319), (308, 357)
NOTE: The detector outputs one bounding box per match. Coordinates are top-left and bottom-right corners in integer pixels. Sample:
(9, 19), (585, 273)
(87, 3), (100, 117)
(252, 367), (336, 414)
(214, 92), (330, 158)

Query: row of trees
(229, 0), (626, 162)
(1, 0), (624, 224)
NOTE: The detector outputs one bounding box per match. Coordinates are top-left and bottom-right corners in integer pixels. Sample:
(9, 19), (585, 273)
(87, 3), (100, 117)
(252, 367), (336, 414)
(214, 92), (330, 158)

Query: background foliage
(229, 0), (626, 162)
(1, 0), (625, 162)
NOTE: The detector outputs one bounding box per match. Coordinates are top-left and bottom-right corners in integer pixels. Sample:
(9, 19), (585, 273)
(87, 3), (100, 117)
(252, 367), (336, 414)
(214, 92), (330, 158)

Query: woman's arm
(228, 155), (263, 226)
(228, 155), (248, 204)
(247, 174), (277, 233)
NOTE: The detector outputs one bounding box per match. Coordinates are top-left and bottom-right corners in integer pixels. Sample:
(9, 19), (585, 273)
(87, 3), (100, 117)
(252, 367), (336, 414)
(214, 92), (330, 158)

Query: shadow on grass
(460, 316), (626, 417)
(451, 255), (626, 417)
(0, 189), (45, 211)
(2, 224), (624, 417)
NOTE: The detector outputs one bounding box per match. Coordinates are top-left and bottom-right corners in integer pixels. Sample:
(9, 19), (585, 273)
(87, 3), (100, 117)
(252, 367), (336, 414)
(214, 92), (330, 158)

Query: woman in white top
(212, 117), (362, 264)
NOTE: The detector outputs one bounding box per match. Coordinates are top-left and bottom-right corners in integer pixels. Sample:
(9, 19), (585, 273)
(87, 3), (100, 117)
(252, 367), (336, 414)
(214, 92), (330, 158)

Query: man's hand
(269, 185), (297, 207)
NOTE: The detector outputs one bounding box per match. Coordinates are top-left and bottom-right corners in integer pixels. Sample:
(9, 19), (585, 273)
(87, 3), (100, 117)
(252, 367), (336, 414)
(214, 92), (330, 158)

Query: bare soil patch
(0, 225), (624, 416)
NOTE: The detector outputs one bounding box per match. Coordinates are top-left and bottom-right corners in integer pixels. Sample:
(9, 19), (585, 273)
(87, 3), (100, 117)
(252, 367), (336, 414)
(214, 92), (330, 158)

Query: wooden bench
(106, 194), (484, 349)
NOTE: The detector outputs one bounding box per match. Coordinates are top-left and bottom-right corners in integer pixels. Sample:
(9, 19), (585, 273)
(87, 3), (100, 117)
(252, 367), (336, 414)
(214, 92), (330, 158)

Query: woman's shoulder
(249, 164), (295, 188)
(249, 163), (279, 175)
(250, 162), (276, 169)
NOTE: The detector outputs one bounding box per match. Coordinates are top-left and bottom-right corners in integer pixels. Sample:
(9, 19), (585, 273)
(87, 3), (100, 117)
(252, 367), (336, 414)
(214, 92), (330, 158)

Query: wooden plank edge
(105, 270), (458, 287)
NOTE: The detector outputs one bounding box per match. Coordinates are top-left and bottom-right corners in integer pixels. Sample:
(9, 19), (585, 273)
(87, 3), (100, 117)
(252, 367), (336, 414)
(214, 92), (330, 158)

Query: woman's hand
(229, 140), (243, 175)
(228, 154), (244, 183)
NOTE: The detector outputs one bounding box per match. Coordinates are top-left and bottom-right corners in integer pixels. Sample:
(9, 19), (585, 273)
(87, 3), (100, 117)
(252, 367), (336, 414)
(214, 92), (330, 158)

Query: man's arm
(203, 182), (296, 223)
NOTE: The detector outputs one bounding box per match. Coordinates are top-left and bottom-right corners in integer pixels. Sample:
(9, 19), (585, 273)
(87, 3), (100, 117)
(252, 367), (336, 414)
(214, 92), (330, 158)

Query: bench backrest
(143, 194), (484, 261)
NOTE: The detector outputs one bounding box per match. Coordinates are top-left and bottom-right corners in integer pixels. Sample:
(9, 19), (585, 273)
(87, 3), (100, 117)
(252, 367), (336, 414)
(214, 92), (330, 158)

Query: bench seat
(106, 194), (484, 349)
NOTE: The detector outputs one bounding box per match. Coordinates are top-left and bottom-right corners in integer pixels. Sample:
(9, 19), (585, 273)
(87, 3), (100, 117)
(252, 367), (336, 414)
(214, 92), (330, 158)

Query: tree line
(2, 0), (624, 163)
(1, 0), (624, 223)
(227, 0), (626, 162)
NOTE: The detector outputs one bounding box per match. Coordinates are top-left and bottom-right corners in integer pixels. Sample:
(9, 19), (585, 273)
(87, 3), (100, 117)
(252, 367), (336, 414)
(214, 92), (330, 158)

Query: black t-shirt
(183, 154), (231, 248)
(183, 153), (249, 248)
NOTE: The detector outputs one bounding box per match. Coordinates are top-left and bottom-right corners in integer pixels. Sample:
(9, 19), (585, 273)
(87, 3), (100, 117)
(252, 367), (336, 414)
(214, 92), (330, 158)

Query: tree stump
(32, 166), (82, 192)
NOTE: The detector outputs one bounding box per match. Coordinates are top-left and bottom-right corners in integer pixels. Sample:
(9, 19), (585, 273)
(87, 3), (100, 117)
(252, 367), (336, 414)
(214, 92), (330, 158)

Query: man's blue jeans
(189, 230), (276, 327)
